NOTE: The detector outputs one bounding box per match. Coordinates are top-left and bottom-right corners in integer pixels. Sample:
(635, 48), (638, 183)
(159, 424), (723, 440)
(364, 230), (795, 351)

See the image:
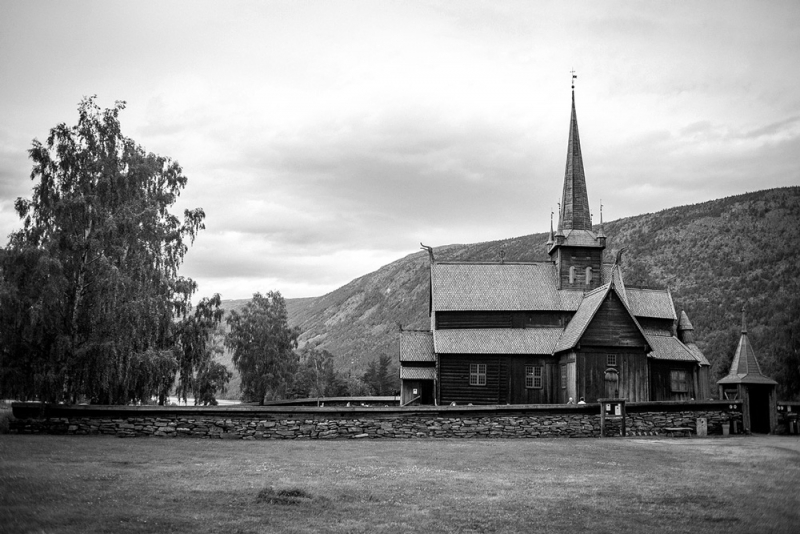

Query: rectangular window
(607, 354), (617, 367)
(469, 364), (487, 386)
(670, 369), (688, 393)
(560, 364), (567, 389)
(525, 366), (543, 389)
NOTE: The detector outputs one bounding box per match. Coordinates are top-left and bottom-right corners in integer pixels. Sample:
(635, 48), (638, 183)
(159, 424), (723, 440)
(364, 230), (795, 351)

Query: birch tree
(225, 291), (300, 405)
(0, 96), (205, 404)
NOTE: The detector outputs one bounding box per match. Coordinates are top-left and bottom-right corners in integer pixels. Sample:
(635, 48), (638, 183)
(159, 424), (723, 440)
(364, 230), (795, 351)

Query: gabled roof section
(399, 330), (435, 363)
(555, 279), (650, 354)
(555, 285), (608, 352)
(718, 314), (778, 385)
(434, 328), (562, 355)
(558, 90), (592, 232)
(432, 262), (584, 312)
(627, 288), (677, 320)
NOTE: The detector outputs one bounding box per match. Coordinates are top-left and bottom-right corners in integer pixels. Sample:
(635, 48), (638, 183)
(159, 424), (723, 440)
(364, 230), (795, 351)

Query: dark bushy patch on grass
(257, 487), (327, 506)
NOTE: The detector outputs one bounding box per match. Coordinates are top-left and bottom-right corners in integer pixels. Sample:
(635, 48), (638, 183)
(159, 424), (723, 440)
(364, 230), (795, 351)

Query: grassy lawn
(1, 434), (799, 533)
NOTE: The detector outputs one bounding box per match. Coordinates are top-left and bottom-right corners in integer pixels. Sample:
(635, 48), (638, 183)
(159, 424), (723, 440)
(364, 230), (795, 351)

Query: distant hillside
(219, 187), (800, 399)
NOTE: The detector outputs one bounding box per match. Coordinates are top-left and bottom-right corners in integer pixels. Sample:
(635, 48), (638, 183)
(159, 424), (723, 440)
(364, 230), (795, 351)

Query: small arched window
(585, 266), (593, 285)
(569, 266), (576, 284)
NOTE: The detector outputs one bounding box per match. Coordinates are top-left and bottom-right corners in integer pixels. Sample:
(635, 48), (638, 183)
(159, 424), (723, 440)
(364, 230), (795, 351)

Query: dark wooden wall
(438, 354), (560, 405)
(436, 311), (573, 329)
(649, 360), (697, 401)
(439, 355), (502, 405)
(580, 292), (647, 348)
(576, 348), (649, 402)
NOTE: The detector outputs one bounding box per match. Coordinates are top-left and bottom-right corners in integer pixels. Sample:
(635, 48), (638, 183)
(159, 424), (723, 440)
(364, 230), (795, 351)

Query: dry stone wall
(10, 402), (742, 439)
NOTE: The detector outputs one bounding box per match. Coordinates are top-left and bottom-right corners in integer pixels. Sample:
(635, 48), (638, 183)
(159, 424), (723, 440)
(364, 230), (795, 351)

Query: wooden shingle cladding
(432, 262), (584, 312)
(399, 330), (435, 362)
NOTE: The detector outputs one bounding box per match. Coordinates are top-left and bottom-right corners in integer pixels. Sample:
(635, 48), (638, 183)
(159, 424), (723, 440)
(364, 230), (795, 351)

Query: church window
(469, 364), (487, 386)
(670, 369), (688, 393)
(560, 364), (567, 389)
(569, 266), (576, 284)
(525, 366), (543, 389)
(607, 354), (617, 367)
(585, 267), (593, 285)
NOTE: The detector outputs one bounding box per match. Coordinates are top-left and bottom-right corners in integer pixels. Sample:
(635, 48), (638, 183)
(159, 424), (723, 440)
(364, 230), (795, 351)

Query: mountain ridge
(220, 186), (800, 398)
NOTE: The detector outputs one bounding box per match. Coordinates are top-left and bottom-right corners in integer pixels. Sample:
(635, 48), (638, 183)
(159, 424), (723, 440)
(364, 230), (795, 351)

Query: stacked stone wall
(9, 402), (742, 440)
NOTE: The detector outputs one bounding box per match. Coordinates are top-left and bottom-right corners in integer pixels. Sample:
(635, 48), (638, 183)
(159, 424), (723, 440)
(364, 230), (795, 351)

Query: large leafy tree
(0, 96), (205, 404)
(225, 291), (300, 405)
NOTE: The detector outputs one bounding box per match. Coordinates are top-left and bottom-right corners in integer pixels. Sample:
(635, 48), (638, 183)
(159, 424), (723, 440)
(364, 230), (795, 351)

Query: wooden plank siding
(579, 292), (648, 348)
(438, 354), (560, 405)
(576, 349), (648, 402)
(649, 360), (697, 401)
(439, 354), (503, 405)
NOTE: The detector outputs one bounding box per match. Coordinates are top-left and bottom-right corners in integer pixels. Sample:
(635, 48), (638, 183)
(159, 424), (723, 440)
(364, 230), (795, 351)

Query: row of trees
(224, 290), (399, 404)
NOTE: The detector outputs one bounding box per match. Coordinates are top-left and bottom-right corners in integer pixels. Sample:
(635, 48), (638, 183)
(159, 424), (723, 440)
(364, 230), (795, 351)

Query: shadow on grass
(256, 487), (329, 506)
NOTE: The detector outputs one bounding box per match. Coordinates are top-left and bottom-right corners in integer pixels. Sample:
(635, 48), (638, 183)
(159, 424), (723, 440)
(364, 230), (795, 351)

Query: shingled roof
(431, 262), (584, 312)
(554, 285), (608, 352)
(626, 288), (677, 320)
(558, 89), (592, 232)
(399, 330), (435, 362)
(644, 330), (704, 362)
(434, 328), (563, 355)
(400, 367), (436, 380)
(718, 311), (777, 385)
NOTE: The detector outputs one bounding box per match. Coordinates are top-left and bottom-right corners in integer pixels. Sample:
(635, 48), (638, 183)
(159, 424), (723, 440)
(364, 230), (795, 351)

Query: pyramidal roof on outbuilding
(717, 309), (777, 386)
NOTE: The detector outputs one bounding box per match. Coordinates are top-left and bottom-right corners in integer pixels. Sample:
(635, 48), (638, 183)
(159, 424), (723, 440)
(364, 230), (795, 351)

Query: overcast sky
(1, 1), (799, 301)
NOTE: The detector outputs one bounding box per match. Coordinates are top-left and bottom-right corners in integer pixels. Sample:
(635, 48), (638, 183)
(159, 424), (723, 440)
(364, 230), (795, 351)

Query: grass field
(1, 434), (799, 533)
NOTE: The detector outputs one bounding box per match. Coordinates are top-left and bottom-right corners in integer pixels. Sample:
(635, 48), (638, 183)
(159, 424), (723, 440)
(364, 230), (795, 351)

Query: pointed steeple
(718, 306), (778, 385)
(558, 88), (592, 232)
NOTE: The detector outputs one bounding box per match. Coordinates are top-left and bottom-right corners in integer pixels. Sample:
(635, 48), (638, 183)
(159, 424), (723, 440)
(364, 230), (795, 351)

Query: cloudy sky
(1, 1), (799, 301)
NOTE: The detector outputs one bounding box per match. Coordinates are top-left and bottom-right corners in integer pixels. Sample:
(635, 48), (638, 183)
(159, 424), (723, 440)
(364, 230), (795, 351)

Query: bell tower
(548, 75), (605, 290)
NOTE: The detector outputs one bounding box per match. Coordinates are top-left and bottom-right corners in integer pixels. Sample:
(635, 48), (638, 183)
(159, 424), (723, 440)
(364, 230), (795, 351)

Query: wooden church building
(399, 86), (711, 406)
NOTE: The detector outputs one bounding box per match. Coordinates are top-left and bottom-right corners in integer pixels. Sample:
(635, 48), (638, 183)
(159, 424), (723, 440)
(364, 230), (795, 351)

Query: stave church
(399, 84), (711, 406)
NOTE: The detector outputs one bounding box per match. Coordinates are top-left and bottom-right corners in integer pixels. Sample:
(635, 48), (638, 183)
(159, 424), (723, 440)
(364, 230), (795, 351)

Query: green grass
(1, 435), (799, 533)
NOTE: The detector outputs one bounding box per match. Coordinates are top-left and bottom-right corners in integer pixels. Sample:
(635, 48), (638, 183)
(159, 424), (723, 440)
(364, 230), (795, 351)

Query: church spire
(558, 80), (592, 232)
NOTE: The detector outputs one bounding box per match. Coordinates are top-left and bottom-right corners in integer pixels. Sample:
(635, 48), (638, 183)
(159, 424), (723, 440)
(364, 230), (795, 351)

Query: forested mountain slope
(223, 187), (800, 399)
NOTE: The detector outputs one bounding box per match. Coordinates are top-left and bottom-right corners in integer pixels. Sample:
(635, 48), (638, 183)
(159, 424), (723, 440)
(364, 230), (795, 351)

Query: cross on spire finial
(571, 69), (577, 90)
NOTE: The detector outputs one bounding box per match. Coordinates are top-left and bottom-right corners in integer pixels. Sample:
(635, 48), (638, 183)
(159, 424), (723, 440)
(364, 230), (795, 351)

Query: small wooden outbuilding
(717, 309), (778, 433)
